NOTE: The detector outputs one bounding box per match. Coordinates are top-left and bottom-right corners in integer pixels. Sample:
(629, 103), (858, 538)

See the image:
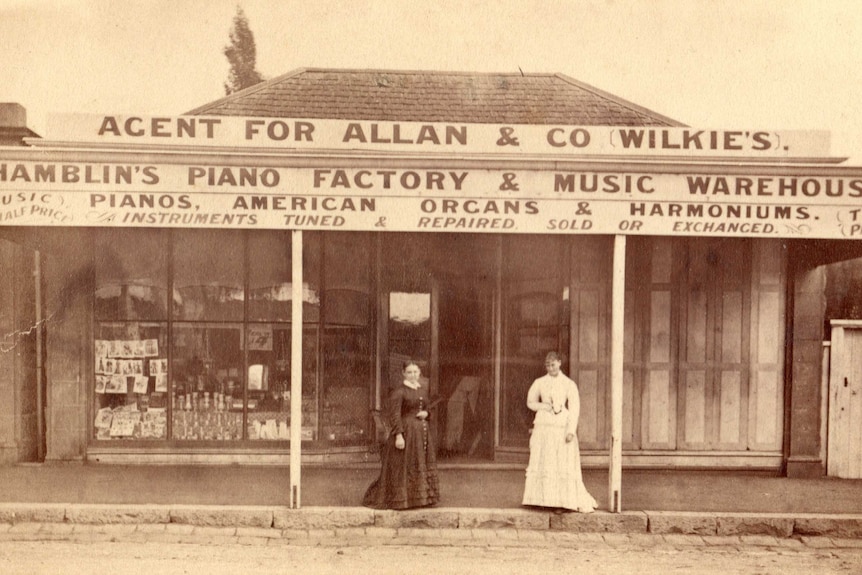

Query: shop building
(2, 69), (862, 482)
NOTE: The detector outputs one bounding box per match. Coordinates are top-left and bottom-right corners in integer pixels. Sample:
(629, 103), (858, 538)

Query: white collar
(403, 380), (421, 390)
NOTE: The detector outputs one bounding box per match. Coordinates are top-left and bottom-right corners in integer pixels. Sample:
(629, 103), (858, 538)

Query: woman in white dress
(522, 351), (597, 512)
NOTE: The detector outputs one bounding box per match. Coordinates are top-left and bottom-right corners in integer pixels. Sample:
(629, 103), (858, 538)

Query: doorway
(380, 233), (497, 461)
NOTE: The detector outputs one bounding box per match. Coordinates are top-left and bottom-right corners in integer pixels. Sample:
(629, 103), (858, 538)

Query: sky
(2, 0), (862, 162)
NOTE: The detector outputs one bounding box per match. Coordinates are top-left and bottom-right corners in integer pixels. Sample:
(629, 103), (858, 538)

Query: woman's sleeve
(566, 379), (580, 436)
(526, 379), (543, 412)
(387, 387), (404, 436)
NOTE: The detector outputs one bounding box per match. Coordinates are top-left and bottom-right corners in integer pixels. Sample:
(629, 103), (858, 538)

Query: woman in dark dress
(363, 360), (439, 509)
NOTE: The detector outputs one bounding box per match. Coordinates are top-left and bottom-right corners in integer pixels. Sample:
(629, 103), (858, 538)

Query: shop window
(93, 322), (168, 440)
(246, 324), (319, 441)
(322, 326), (371, 443)
(248, 231), (292, 322)
(303, 233), (322, 323)
(826, 256), (862, 323)
(501, 236), (567, 447)
(321, 232), (373, 445)
(93, 230), (169, 441)
(92, 229), (374, 447)
(388, 291), (432, 379)
(173, 229), (244, 321)
(171, 324), (244, 440)
(95, 229), (167, 321)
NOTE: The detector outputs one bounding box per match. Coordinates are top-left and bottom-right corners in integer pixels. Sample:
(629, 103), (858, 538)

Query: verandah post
(290, 230), (303, 508)
(609, 234), (626, 512)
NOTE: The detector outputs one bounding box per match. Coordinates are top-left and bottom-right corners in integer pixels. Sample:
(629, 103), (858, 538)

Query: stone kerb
(646, 511), (717, 535)
(715, 513), (795, 537)
(372, 508), (460, 529)
(65, 504), (171, 525)
(2, 503), (862, 541)
(793, 515), (862, 538)
(551, 511), (648, 533)
(458, 508), (550, 530)
(0, 503), (66, 524)
(168, 505), (273, 528)
(273, 507), (375, 530)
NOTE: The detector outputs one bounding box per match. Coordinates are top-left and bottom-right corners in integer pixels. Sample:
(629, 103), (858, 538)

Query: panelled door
(625, 238), (785, 455)
(678, 239), (752, 450)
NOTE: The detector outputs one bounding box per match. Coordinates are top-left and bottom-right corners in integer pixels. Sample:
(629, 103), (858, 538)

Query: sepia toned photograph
(1, 1), (862, 573)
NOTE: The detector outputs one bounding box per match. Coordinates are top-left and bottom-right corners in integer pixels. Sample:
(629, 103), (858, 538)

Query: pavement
(1, 462), (861, 546)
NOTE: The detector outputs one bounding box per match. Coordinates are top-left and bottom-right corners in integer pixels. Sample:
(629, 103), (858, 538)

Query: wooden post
(609, 235), (626, 512)
(290, 230), (303, 508)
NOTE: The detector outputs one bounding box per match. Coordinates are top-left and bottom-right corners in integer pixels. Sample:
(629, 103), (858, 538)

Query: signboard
(41, 114), (832, 160)
(2, 159), (862, 238)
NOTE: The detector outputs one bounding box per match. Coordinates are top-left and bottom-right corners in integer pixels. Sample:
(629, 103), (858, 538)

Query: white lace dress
(522, 372), (597, 512)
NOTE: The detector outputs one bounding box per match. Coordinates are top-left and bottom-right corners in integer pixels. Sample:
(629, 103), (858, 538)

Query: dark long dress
(363, 383), (439, 509)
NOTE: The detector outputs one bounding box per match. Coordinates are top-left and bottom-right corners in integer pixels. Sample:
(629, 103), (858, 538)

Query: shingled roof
(188, 68), (681, 126)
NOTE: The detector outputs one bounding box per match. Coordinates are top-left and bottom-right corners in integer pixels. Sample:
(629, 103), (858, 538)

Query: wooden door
(828, 322), (862, 478)
(678, 239), (751, 450)
(627, 238), (785, 454)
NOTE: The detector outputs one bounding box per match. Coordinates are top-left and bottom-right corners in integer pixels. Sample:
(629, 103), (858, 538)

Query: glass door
(437, 274), (495, 460)
(379, 233), (497, 461)
(386, 290), (434, 392)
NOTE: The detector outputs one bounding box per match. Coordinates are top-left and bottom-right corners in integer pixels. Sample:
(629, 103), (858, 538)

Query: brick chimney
(0, 103), (40, 145)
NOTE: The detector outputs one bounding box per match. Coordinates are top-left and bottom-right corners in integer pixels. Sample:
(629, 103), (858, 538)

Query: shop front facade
(0, 226), (789, 469)
(0, 70), (857, 480)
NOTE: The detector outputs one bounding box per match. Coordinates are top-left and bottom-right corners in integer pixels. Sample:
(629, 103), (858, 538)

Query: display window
(95, 229), (168, 321)
(500, 235), (569, 447)
(170, 323), (243, 440)
(321, 326), (371, 444)
(91, 229), (374, 446)
(246, 324), (318, 441)
(93, 229), (170, 441)
(173, 229), (244, 321)
(319, 232), (373, 445)
(93, 322), (168, 440)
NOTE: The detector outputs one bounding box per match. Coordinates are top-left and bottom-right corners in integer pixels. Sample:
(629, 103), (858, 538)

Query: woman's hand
(565, 433), (574, 443)
(416, 410), (429, 420)
(395, 433), (405, 450)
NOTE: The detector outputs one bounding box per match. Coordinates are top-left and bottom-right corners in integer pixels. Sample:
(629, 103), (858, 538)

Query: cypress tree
(223, 6), (265, 95)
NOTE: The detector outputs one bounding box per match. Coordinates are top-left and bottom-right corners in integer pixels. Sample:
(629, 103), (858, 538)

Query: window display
(171, 324), (243, 440)
(246, 325), (318, 441)
(321, 327), (371, 444)
(93, 322), (167, 440)
(91, 229), (374, 446)
(321, 232), (373, 445)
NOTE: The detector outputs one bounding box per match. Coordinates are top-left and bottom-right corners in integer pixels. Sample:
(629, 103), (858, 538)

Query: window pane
(247, 324), (319, 441)
(171, 323), (244, 441)
(248, 231), (291, 321)
(173, 230), (244, 321)
(501, 235), (565, 447)
(246, 325), (289, 440)
(320, 233), (373, 445)
(388, 291), (431, 389)
(95, 229), (167, 320)
(321, 327), (371, 444)
(389, 292), (431, 339)
(93, 322), (167, 440)
(324, 233), (372, 326)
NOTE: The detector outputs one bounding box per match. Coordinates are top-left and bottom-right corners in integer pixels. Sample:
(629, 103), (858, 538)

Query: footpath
(1, 463), (861, 550)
